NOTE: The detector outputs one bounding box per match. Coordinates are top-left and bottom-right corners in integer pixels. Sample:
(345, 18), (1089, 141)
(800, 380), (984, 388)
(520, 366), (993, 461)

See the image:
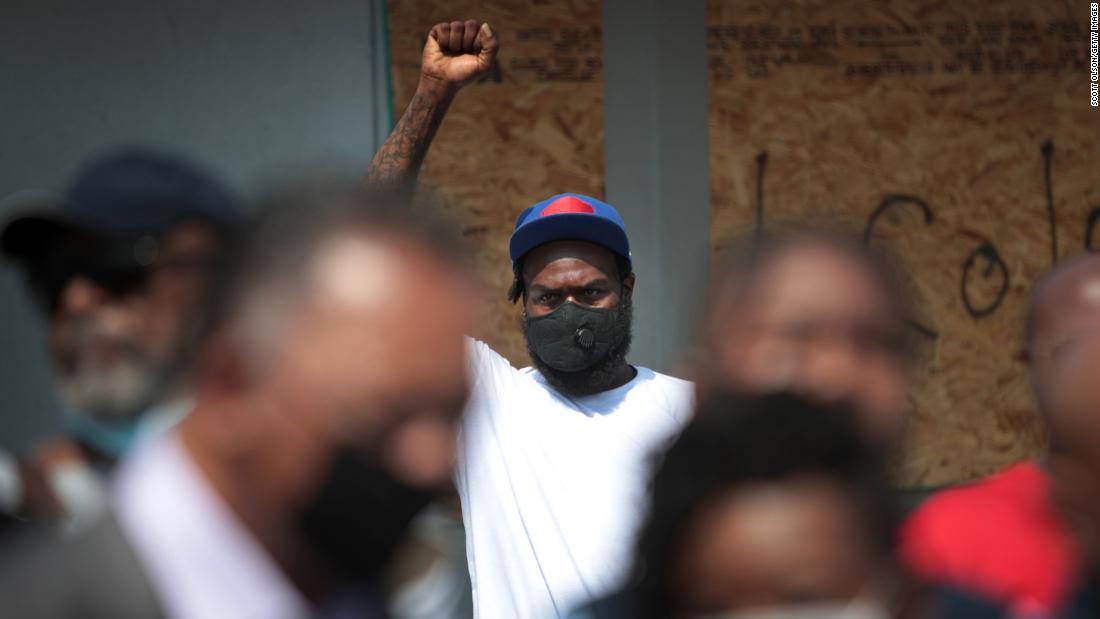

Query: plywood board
(708, 0), (1100, 485)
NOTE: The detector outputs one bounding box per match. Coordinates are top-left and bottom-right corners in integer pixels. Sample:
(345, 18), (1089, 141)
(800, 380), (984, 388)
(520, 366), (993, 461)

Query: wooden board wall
(708, 0), (1099, 485)
(387, 0), (1099, 486)
(386, 0), (604, 365)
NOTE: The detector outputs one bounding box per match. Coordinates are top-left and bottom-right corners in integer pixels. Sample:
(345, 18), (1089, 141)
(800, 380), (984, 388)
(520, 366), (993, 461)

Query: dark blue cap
(2, 147), (238, 259)
(509, 193), (631, 266)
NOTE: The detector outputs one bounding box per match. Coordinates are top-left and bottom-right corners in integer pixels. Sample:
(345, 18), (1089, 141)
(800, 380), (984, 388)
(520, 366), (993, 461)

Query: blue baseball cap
(2, 147), (238, 260)
(509, 193), (631, 266)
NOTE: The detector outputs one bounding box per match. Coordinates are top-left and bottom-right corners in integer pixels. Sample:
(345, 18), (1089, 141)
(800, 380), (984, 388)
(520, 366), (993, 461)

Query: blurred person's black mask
(523, 299), (633, 395)
(296, 445), (436, 583)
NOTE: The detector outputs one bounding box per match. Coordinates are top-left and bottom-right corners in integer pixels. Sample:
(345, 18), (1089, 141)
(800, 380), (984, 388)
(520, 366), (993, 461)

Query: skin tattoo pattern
(365, 80), (455, 195)
(366, 20), (498, 194)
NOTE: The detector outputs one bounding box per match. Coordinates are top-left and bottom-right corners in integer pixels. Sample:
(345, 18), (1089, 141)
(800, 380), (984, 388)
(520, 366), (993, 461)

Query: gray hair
(198, 179), (463, 373)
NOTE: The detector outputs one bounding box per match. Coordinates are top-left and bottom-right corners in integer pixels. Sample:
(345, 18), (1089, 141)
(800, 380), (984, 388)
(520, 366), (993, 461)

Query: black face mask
(523, 299), (633, 395)
(296, 446), (436, 583)
(524, 302), (624, 372)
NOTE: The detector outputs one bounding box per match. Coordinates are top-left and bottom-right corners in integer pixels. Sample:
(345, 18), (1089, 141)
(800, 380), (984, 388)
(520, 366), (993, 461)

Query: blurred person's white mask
(56, 317), (173, 423)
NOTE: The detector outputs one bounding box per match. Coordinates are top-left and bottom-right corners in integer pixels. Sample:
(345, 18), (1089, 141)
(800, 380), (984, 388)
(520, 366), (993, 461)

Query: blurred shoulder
(0, 511), (163, 618)
(907, 461), (1045, 526)
(899, 461), (1049, 570)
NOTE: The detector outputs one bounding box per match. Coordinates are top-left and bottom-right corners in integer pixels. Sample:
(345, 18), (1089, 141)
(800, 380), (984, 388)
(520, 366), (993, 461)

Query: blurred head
(40, 224), (221, 426)
(1030, 267), (1100, 569)
(636, 391), (895, 619)
(1025, 254), (1100, 448)
(185, 185), (473, 584)
(2, 149), (237, 426)
(701, 230), (912, 445)
(1044, 335), (1100, 566)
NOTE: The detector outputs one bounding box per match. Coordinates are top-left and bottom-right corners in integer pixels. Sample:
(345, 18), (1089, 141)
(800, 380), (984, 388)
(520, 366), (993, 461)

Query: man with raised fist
(365, 20), (695, 619)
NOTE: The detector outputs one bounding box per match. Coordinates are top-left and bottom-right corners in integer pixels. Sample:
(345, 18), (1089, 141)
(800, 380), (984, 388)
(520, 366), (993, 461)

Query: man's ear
(196, 328), (251, 395)
(188, 329), (269, 459)
(621, 272), (636, 300)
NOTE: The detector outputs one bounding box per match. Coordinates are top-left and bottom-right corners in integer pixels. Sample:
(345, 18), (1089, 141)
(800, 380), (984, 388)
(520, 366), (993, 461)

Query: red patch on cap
(540, 196), (594, 217)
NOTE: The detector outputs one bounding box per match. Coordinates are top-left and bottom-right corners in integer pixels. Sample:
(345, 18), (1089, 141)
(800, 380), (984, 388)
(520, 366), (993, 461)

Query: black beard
(522, 298), (633, 396)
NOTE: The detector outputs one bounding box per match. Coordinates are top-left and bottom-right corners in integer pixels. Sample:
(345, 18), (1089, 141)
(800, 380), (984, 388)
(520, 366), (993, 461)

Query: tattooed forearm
(364, 79), (457, 196)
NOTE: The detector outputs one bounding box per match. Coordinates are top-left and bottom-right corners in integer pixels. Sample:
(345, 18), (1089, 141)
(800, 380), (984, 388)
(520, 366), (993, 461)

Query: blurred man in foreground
(368, 20), (694, 618)
(0, 149), (237, 530)
(0, 186), (475, 617)
(901, 255), (1100, 617)
(698, 229), (913, 445)
(1044, 329), (1100, 618)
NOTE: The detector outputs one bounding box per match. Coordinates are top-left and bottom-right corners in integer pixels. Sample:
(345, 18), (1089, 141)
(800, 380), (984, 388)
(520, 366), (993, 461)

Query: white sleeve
(464, 337), (517, 384)
(458, 338), (517, 466)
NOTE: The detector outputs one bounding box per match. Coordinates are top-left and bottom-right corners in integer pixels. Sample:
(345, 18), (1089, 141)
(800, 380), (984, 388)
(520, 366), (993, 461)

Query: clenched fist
(420, 20), (500, 90)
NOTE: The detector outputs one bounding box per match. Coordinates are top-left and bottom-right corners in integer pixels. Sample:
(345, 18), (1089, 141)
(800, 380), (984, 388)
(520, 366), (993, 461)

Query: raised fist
(420, 20), (500, 89)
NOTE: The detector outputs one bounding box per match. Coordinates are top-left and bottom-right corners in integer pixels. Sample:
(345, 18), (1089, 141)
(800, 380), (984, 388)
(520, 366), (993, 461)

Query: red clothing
(900, 461), (1079, 617)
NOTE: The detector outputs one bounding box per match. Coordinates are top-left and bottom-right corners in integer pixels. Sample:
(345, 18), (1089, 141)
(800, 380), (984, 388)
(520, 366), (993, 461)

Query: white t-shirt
(457, 339), (694, 619)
